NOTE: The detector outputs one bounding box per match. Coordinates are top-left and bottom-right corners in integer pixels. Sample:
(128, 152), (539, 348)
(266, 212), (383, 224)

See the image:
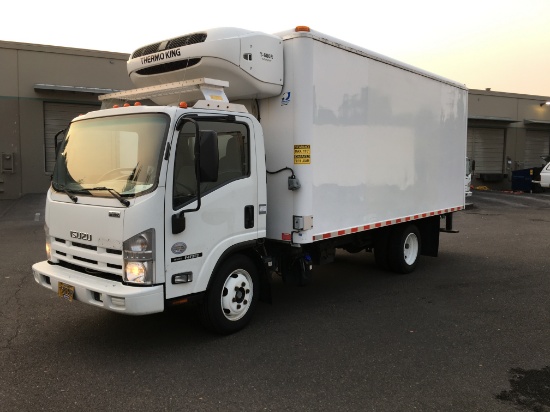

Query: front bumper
(32, 260), (164, 315)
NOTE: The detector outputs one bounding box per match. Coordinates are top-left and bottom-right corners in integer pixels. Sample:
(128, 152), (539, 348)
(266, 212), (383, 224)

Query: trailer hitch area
(439, 213), (459, 234)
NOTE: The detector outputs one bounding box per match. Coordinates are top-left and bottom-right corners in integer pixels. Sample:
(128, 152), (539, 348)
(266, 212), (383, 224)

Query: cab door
(164, 115), (259, 300)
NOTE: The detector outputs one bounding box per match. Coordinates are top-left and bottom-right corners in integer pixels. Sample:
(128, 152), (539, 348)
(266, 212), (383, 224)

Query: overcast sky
(3, 0), (550, 97)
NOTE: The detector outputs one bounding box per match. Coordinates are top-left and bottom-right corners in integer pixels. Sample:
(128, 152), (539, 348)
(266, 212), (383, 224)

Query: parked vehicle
(465, 157), (473, 197)
(32, 26), (468, 333)
(534, 156), (550, 188)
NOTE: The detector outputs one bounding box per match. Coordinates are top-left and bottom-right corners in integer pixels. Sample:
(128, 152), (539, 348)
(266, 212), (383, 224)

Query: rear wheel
(388, 224), (421, 274)
(200, 255), (258, 334)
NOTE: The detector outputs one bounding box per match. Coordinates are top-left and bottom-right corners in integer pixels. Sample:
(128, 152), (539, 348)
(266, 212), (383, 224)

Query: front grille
(58, 260), (122, 283)
(51, 237), (123, 279)
(131, 33), (207, 58)
(74, 256), (98, 265)
(72, 242), (97, 251)
(135, 58), (201, 76)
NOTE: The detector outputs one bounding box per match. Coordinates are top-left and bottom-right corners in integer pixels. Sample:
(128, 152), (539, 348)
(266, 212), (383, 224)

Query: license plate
(58, 282), (75, 301)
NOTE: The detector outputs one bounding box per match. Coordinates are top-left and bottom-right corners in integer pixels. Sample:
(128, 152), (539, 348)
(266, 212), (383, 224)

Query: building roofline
(469, 88), (550, 101)
(524, 119), (550, 126)
(0, 39), (129, 60)
(34, 84), (121, 95)
(468, 116), (517, 123)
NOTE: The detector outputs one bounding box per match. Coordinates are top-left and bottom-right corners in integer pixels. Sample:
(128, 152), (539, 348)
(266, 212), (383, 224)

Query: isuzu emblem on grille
(70, 231), (92, 241)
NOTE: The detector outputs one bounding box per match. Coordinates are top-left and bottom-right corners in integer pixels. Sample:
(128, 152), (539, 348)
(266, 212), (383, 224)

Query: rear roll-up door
(467, 127), (505, 174)
(524, 130), (550, 168)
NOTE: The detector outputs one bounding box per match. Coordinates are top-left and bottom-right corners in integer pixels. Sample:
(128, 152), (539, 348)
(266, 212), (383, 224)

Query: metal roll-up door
(44, 102), (99, 173)
(524, 130), (550, 168)
(467, 127), (505, 174)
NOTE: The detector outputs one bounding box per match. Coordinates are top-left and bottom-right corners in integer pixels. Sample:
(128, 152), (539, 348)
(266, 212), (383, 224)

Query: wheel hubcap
(403, 233), (419, 265)
(221, 270), (253, 321)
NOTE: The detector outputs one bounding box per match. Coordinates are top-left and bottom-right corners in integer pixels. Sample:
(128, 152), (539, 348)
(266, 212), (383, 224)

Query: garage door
(467, 128), (505, 174)
(524, 130), (550, 168)
(44, 102), (99, 173)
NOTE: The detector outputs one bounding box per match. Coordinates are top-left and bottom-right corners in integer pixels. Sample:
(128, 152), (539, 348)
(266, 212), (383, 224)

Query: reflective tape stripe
(312, 206), (462, 241)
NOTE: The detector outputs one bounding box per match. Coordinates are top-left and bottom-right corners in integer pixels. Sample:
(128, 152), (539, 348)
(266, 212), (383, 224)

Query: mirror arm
(172, 119), (202, 235)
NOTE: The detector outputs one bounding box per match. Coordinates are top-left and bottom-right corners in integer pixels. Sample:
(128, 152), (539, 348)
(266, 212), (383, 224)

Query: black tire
(200, 255), (259, 334)
(388, 224), (421, 274)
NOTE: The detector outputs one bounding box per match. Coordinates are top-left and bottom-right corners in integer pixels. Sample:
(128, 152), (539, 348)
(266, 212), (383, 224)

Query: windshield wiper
(85, 187), (130, 207)
(55, 185), (78, 203)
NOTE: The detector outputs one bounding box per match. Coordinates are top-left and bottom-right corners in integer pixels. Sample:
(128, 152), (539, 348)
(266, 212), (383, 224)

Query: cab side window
(215, 132), (248, 185)
(173, 120), (249, 210)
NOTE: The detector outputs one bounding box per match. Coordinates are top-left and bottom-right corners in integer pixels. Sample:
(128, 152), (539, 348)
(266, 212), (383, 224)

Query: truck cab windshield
(52, 113), (169, 198)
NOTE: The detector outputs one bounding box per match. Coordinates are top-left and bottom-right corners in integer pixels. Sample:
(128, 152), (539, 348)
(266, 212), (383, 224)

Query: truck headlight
(125, 261), (149, 283)
(123, 229), (155, 285)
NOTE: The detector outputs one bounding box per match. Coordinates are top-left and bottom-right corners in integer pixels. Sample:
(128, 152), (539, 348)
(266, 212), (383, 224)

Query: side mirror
(199, 130), (219, 182)
(172, 212), (186, 234)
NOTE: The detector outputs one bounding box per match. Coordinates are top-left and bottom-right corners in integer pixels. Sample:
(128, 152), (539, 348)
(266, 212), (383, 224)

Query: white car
(465, 157), (473, 197)
(539, 162), (550, 188)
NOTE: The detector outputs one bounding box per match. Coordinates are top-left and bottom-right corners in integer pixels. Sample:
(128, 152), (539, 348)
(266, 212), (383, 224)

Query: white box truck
(32, 26), (468, 334)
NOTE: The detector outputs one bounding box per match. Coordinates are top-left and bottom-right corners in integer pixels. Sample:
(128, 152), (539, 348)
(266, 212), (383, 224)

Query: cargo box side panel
(308, 39), (467, 240)
(260, 34), (467, 243)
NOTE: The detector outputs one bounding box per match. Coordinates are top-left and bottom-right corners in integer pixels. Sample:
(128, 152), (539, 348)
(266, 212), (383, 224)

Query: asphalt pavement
(1, 190), (549, 411)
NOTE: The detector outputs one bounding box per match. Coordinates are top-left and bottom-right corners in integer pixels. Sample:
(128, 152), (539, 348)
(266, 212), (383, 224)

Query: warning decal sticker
(294, 145), (311, 164)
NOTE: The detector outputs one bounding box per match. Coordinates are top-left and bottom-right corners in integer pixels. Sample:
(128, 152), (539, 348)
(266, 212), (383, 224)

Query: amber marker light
(171, 297), (189, 306)
(123, 103), (130, 107)
(113, 104), (119, 108)
(134, 101), (142, 106)
(179, 102), (188, 108)
(295, 26), (311, 32)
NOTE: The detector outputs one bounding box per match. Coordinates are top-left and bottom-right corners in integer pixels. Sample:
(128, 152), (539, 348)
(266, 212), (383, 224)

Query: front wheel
(200, 255), (259, 334)
(388, 224), (421, 274)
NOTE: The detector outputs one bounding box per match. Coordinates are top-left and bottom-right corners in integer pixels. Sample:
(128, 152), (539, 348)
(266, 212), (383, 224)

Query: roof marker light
(295, 26), (311, 32)
(179, 102), (188, 109)
(123, 103), (130, 107)
(113, 104), (119, 108)
(134, 101), (141, 106)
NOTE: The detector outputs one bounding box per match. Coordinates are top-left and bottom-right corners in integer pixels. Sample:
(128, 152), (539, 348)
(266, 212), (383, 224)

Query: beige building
(1, 40), (549, 199)
(468, 89), (550, 190)
(0, 41), (132, 199)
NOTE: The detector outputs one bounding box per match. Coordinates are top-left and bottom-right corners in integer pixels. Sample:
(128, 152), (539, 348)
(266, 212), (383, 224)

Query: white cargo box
(260, 29), (468, 244)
